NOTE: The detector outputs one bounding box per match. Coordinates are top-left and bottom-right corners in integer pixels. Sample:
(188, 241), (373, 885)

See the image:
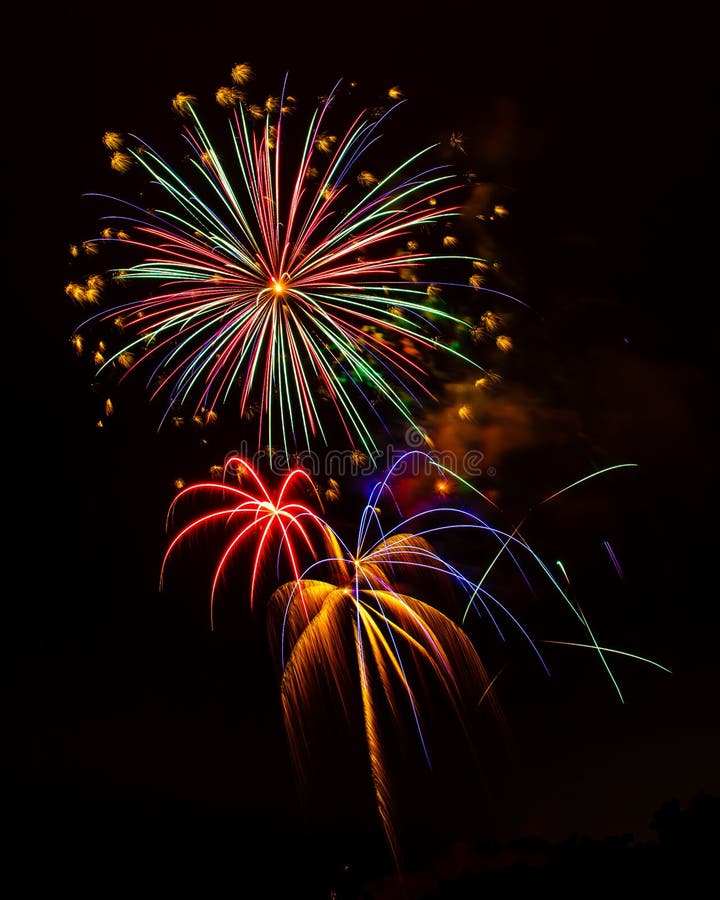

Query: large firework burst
(69, 67), (491, 458)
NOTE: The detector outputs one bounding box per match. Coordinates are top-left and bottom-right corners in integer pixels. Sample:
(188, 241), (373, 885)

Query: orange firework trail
(264, 455), (508, 867)
(267, 554), (498, 870)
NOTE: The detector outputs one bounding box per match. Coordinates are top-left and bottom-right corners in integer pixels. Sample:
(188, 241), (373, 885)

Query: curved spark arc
(160, 456), (341, 626)
(359, 453), (642, 700)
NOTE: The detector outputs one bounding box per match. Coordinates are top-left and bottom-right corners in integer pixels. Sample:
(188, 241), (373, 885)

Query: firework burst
(262, 451), (669, 865)
(160, 454), (341, 626)
(69, 68), (498, 459)
(63, 61), (671, 878)
(267, 543), (498, 870)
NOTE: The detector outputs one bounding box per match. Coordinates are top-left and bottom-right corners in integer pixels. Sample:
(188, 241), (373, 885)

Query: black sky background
(4, 3), (716, 895)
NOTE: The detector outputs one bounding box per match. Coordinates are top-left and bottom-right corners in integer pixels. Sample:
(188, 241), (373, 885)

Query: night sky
(5, 3), (716, 896)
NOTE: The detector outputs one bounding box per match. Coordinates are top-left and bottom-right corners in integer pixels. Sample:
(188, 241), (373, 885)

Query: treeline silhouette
(3, 782), (717, 897)
(391, 792), (719, 898)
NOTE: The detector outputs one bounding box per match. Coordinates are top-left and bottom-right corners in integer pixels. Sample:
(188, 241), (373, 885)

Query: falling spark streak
(604, 539), (624, 579)
(477, 664), (507, 707)
(539, 464), (638, 505)
(576, 602), (625, 703)
(542, 642), (672, 673)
